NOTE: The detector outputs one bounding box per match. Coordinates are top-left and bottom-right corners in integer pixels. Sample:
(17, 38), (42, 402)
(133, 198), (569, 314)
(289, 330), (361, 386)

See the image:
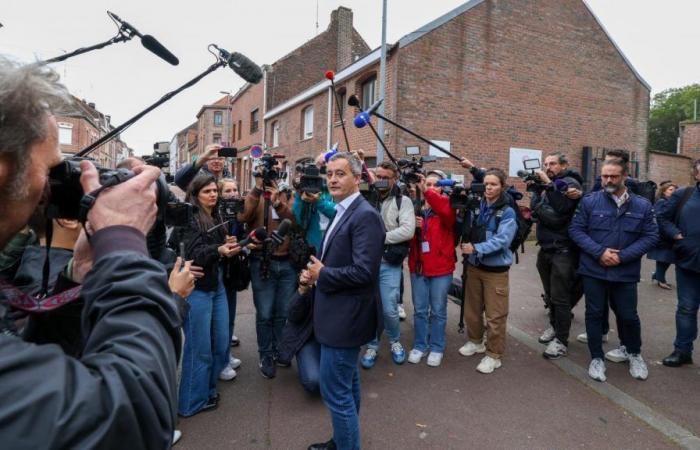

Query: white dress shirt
(321, 191), (361, 258)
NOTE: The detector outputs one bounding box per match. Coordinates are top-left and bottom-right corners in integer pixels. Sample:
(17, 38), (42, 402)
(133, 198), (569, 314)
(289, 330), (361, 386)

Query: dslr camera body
(397, 155), (437, 185)
(254, 153), (286, 187)
(516, 158), (546, 192)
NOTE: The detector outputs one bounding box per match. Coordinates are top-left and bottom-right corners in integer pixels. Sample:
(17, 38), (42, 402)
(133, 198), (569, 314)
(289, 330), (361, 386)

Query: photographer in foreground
(0, 58), (181, 448)
(528, 153), (583, 359)
(458, 169), (517, 374)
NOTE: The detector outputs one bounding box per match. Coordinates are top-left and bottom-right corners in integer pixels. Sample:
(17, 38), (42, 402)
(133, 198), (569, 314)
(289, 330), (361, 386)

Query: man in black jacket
(530, 152), (583, 359)
(0, 57), (181, 448)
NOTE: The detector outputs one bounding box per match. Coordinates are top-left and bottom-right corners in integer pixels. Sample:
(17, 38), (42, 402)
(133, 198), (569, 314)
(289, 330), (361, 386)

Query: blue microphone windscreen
(353, 112), (370, 128)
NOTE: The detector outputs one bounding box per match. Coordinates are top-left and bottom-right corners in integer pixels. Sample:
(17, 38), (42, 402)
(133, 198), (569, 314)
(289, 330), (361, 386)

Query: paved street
(177, 243), (699, 449)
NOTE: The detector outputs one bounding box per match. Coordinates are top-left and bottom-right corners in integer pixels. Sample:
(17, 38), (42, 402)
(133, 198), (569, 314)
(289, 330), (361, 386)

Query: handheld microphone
(239, 227), (268, 247)
(107, 11), (179, 65)
(325, 70), (335, 80)
(437, 179), (457, 187)
(270, 219), (292, 245)
(214, 45), (263, 84)
(365, 98), (383, 115)
(353, 112), (370, 128)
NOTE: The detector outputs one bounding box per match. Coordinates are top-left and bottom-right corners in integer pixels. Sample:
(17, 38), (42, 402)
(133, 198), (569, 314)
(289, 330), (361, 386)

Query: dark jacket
(646, 197), (675, 264)
(13, 245), (72, 296)
(658, 183), (700, 273)
(174, 162), (232, 191)
(569, 190), (658, 282)
(0, 226), (182, 449)
(278, 291), (314, 365)
(169, 217), (226, 292)
(531, 170), (583, 250)
(313, 194), (385, 348)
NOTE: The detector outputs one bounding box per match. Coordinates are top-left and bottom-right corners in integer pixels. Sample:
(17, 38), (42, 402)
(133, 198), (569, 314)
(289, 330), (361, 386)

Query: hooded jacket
(408, 189), (456, 277)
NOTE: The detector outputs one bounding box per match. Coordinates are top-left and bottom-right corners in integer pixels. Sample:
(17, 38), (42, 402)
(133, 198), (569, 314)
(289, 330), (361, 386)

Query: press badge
(421, 241), (430, 253)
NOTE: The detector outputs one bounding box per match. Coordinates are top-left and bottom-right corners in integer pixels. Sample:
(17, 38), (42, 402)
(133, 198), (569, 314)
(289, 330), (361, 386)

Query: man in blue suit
(302, 152), (385, 450)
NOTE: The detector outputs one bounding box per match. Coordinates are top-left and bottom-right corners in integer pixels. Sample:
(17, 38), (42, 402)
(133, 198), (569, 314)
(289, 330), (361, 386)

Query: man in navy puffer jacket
(569, 160), (658, 383)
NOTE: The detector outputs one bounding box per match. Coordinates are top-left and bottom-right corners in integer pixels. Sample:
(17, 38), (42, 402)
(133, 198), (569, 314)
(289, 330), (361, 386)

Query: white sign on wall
(429, 140), (451, 158)
(508, 147), (543, 177)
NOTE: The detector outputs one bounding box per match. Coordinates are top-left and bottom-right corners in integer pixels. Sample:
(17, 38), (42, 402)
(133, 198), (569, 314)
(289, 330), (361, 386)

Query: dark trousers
(654, 261), (672, 284)
(296, 338), (321, 394)
(674, 267), (700, 354)
(583, 276), (642, 359)
(320, 345), (361, 450)
(536, 250), (579, 345)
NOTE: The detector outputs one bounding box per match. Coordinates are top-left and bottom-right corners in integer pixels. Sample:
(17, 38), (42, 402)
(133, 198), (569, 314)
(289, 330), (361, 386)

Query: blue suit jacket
(313, 194), (385, 348)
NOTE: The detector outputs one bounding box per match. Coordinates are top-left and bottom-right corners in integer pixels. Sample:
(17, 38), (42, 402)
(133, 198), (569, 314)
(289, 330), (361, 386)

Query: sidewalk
(177, 243), (697, 449)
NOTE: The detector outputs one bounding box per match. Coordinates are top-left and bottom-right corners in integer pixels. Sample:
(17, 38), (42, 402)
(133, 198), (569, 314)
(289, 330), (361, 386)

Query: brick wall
(680, 121), (700, 163)
(648, 151), (694, 187)
(196, 103), (230, 157)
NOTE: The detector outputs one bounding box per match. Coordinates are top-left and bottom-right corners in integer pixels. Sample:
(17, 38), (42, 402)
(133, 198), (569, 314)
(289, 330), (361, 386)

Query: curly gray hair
(0, 56), (71, 198)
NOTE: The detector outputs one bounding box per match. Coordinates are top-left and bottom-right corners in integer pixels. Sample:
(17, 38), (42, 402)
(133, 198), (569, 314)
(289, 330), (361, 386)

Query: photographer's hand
(301, 191), (321, 204)
(534, 169), (551, 184)
(196, 144), (222, 169)
(565, 188), (582, 200)
(71, 230), (93, 284)
(169, 257), (196, 298)
(460, 158), (474, 169)
(79, 160), (160, 235)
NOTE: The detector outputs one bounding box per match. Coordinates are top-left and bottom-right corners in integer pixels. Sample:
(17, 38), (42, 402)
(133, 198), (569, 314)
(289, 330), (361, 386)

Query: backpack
(495, 188), (533, 264)
(382, 193), (410, 265)
(631, 180), (657, 204)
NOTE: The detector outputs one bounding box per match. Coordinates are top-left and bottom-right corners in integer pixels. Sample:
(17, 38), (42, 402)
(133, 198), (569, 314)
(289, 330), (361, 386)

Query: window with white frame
(272, 121), (280, 147)
(302, 106), (313, 139)
(58, 123), (73, 145)
(361, 76), (376, 109)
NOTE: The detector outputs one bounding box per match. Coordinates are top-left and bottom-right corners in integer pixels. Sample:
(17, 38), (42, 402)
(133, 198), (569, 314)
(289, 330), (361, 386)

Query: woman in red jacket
(407, 173), (456, 367)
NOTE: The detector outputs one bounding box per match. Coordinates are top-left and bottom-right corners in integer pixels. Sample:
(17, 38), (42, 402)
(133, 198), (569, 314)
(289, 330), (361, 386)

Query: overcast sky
(2, 0), (699, 155)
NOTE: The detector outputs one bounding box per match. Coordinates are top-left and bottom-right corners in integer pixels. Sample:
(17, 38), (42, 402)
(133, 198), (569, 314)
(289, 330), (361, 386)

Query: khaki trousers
(464, 265), (510, 358)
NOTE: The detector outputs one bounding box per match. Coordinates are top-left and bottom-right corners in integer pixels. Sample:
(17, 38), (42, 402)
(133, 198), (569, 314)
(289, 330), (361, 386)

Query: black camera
(218, 198), (244, 222)
(254, 153), (286, 187)
(299, 164), (324, 194)
(449, 182), (485, 210)
(397, 155), (437, 184)
(516, 158), (545, 192)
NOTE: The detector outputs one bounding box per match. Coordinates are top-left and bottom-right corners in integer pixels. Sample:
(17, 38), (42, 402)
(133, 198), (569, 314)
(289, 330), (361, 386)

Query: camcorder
(516, 158), (542, 183)
(449, 182), (485, 210)
(254, 153), (286, 187)
(397, 154), (437, 184)
(298, 163), (325, 194)
(218, 197), (244, 222)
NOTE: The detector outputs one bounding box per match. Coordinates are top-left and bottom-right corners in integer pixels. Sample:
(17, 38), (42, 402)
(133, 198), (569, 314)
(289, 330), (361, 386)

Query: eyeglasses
(601, 174), (622, 180)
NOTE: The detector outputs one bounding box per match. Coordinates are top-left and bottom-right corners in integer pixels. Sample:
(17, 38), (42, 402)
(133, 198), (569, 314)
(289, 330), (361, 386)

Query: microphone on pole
(212, 45), (263, 84)
(239, 228), (268, 247)
(107, 11), (179, 65)
(271, 219), (292, 245)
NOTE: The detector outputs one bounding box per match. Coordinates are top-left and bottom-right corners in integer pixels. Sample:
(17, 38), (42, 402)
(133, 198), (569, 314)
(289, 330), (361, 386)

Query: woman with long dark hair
(174, 175), (242, 417)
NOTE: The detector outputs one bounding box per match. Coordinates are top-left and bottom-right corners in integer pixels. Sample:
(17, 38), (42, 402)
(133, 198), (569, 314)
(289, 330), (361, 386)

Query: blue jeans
(674, 266), (700, 354)
(411, 273), (451, 353)
(320, 345), (361, 450)
(297, 338), (321, 394)
(367, 262), (402, 350)
(225, 288), (237, 344)
(583, 276), (641, 360)
(250, 257), (297, 358)
(178, 272), (229, 416)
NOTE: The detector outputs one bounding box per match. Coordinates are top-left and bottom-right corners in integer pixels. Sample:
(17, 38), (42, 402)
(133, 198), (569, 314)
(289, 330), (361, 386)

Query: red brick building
(56, 97), (130, 168)
(173, 122), (198, 168)
(649, 120), (700, 186)
(229, 81), (265, 189)
(262, 0), (651, 191)
(195, 96), (231, 157)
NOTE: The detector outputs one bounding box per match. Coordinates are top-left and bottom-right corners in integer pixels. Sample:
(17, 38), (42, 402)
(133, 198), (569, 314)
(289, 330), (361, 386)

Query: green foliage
(649, 84), (700, 152)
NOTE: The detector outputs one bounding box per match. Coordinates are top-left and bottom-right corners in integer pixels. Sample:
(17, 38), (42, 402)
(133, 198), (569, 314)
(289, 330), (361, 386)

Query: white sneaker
(219, 364), (237, 381)
(426, 352), (443, 367)
(588, 358), (606, 382)
(229, 355), (242, 370)
(458, 341), (486, 356)
(408, 349), (424, 364)
(538, 326), (556, 344)
(476, 355), (502, 374)
(398, 304), (407, 320)
(543, 338), (568, 359)
(172, 429), (182, 446)
(605, 345), (629, 363)
(576, 332), (609, 344)
(629, 354), (648, 380)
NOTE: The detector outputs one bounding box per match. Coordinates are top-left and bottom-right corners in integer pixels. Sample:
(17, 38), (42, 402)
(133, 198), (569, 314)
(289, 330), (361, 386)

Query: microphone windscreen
(229, 52), (263, 84)
(141, 35), (179, 65)
(276, 218), (291, 237)
(347, 94), (360, 107)
(239, 227), (267, 246)
(353, 112), (370, 128)
(325, 70), (335, 80)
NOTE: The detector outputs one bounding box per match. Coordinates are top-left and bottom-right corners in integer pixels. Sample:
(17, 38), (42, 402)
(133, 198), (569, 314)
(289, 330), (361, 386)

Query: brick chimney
(332, 7), (354, 70)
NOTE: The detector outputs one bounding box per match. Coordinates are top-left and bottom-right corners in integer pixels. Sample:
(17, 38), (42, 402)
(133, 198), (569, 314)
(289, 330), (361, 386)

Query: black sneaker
(259, 355), (276, 379)
(274, 353), (291, 367)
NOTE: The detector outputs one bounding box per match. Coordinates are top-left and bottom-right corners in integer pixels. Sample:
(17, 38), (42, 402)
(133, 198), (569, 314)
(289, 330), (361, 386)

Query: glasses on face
(601, 174), (622, 180)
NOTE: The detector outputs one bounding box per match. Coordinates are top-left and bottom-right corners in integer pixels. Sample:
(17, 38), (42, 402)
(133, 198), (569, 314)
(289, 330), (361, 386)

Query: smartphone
(218, 147), (238, 158)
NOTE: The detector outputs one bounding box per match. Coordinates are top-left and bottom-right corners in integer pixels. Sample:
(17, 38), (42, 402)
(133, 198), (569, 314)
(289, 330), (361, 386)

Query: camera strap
(77, 185), (112, 241)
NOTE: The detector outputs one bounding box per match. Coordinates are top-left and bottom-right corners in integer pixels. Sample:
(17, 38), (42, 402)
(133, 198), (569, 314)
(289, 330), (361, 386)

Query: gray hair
(546, 152), (568, 165)
(0, 56), (71, 198)
(328, 151), (362, 176)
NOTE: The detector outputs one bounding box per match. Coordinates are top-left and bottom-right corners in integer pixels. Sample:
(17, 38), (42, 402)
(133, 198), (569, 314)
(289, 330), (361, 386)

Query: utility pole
(376, 0), (388, 163)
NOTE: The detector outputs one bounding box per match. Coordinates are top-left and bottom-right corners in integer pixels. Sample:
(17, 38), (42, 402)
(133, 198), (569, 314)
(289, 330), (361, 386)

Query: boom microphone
(239, 227), (268, 247)
(270, 219), (292, 245)
(107, 11), (179, 65)
(347, 94), (360, 108)
(213, 45), (263, 84)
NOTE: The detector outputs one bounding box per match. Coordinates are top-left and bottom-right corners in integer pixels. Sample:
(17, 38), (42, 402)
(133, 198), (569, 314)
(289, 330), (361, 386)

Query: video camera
(397, 154), (437, 184)
(449, 182), (485, 210)
(516, 158), (542, 183)
(298, 163), (325, 194)
(254, 153), (286, 187)
(218, 197), (244, 223)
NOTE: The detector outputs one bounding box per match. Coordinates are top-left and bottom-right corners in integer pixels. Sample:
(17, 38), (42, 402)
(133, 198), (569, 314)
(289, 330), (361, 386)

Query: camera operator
(218, 178), (245, 360)
(170, 174), (243, 416)
(407, 172), (456, 368)
(174, 144), (232, 191)
(292, 164), (336, 252)
(0, 58), (181, 448)
(526, 153), (584, 359)
(457, 168), (517, 374)
(238, 160), (297, 379)
(360, 161), (415, 369)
